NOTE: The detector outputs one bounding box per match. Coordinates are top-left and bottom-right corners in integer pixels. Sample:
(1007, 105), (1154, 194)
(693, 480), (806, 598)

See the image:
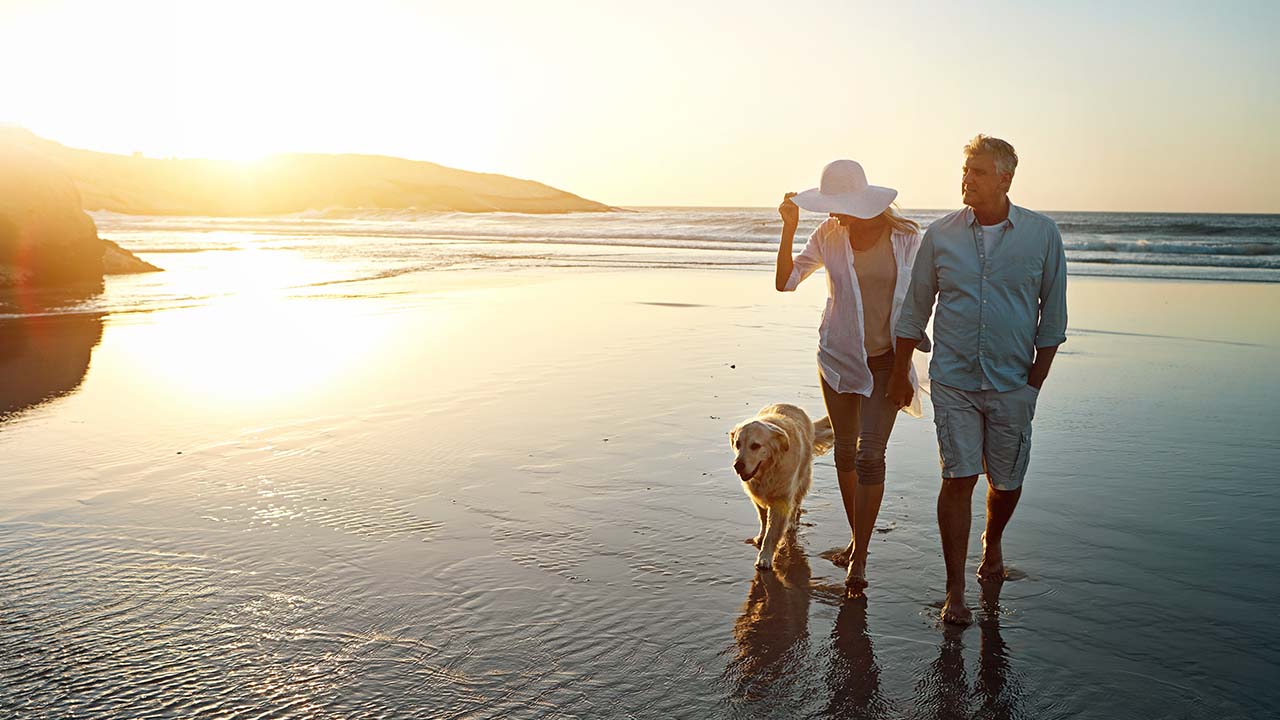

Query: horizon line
(616, 205), (1280, 217)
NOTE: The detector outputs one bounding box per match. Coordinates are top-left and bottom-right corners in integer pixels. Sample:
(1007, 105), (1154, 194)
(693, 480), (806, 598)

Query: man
(887, 135), (1067, 625)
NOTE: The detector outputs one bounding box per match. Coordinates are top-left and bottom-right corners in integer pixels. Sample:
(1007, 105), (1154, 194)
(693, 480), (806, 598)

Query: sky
(1, 0), (1277, 212)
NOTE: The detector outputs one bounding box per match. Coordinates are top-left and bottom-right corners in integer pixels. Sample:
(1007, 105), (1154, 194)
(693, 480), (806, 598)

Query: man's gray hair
(963, 134), (1018, 177)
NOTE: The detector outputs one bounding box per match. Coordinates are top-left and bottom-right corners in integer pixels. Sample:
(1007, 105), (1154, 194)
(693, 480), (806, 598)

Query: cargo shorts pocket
(933, 409), (950, 470)
(934, 408), (962, 476)
(1009, 428), (1033, 486)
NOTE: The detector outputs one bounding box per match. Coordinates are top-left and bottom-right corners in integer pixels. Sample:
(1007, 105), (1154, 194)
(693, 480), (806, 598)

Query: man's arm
(886, 337), (921, 408)
(1030, 225), (1068, 390)
(1027, 345), (1057, 390)
(894, 228), (938, 344)
(887, 229), (938, 407)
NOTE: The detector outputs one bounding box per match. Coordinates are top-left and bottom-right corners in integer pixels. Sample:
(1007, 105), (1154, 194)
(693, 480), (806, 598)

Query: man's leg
(978, 383), (1037, 583)
(930, 382), (986, 625)
(978, 485), (1022, 582)
(938, 474), (979, 625)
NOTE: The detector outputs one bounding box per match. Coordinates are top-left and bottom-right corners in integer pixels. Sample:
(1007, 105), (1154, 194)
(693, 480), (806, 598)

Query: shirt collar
(965, 200), (1020, 229)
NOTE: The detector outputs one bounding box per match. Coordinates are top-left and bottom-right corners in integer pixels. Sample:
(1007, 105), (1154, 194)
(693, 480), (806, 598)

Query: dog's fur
(730, 404), (835, 570)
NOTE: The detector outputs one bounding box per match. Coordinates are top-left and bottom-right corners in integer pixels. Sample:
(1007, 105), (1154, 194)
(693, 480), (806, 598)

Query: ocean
(8, 207), (1271, 318)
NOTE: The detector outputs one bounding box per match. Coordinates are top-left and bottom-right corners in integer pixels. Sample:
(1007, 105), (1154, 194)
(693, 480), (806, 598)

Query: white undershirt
(980, 222), (1006, 256)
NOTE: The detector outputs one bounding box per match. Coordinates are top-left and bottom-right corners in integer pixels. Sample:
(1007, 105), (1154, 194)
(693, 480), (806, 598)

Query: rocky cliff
(2, 128), (612, 216)
(0, 136), (105, 286)
(0, 131), (160, 288)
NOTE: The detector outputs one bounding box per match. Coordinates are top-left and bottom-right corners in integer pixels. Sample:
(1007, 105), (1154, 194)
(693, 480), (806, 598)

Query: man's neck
(970, 196), (1010, 226)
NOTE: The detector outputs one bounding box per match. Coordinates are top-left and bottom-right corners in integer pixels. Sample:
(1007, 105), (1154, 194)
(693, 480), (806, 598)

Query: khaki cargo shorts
(930, 381), (1039, 491)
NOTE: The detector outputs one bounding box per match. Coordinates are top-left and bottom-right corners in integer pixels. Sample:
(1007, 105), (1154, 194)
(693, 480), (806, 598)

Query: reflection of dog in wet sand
(726, 542), (811, 700)
(730, 403), (834, 570)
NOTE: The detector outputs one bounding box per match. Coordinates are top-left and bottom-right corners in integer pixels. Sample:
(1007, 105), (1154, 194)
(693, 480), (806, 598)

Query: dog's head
(729, 419), (790, 482)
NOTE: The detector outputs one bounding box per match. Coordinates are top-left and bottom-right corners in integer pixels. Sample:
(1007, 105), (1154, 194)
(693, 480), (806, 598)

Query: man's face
(961, 153), (1012, 208)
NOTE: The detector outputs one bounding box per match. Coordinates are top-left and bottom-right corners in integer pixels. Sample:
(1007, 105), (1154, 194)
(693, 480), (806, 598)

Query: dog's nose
(733, 460), (745, 475)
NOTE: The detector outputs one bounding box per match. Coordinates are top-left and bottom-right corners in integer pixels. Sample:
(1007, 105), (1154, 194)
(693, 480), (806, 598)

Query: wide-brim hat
(792, 159), (897, 218)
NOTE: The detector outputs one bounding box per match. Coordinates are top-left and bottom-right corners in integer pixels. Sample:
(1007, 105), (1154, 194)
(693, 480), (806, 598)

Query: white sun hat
(792, 159), (898, 218)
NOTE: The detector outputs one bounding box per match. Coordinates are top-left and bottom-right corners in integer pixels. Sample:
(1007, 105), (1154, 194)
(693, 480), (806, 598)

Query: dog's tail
(812, 416), (835, 456)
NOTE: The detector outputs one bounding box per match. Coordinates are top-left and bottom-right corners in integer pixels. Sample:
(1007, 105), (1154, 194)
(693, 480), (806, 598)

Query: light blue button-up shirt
(895, 202), (1068, 393)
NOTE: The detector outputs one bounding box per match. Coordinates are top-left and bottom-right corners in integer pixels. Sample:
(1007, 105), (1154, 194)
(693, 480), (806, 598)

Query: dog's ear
(729, 425), (739, 446)
(761, 421), (790, 454)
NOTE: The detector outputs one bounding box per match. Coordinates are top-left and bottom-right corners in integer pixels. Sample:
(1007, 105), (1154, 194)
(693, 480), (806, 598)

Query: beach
(2, 237), (1278, 718)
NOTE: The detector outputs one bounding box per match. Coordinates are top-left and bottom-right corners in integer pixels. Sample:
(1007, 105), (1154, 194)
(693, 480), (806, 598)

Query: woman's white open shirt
(782, 218), (928, 418)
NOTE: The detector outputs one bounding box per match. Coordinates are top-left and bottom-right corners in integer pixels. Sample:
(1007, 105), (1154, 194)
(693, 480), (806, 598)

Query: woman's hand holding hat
(778, 192), (799, 230)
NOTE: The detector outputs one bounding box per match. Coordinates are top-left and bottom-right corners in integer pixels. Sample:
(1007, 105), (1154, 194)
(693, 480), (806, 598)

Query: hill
(0, 128), (611, 216)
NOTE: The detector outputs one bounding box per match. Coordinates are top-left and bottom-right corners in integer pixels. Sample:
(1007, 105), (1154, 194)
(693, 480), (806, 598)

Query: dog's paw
(745, 535), (763, 547)
(754, 553), (773, 572)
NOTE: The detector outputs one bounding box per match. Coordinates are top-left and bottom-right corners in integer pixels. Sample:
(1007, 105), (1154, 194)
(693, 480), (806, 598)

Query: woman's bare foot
(941, 587), (972, 625)
(977, 531), (1006, 583)
(845, 558), (868, 599)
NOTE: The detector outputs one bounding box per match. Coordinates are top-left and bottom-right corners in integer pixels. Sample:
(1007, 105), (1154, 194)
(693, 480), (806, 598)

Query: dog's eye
(750, 443), (761, 450)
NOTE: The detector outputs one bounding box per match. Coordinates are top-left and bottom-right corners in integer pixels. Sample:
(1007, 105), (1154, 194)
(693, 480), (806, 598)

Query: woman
(775, 159), (926, 598)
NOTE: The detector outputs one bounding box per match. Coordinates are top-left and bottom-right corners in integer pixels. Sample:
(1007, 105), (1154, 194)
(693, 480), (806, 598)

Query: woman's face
(831, 213), (883, 231)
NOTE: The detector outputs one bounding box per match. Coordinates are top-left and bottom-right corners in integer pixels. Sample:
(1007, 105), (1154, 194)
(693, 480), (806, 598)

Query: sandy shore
(1, 266), (1277, 718)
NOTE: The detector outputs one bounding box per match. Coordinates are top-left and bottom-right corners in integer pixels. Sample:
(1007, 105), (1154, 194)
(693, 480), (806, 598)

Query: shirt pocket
(996, 252), (1043, 289)
(1017, 251), (1045, 287)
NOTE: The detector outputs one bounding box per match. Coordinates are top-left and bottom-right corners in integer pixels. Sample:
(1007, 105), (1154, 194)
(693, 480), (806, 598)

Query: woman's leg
(846, 486), (885, 593)
(846, 353), (902, 594)
(820, 374), (863, 566)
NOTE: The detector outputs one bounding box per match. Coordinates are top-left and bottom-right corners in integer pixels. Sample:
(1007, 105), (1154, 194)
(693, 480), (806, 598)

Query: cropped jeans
(819, 351), (899, 485)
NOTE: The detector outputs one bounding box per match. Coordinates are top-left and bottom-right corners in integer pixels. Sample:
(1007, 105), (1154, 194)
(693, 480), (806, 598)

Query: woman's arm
(775, 192), (799, 292)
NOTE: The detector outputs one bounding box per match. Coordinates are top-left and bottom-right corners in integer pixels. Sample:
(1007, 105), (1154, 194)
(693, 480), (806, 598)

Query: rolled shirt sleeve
(1035, 224), (1068, 348)
(894, 226), (937, 345)
(782, 223), (826, 292)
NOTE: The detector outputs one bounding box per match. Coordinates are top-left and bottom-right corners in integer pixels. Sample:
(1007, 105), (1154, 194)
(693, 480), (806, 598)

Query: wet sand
(1, 268), (1278, 718)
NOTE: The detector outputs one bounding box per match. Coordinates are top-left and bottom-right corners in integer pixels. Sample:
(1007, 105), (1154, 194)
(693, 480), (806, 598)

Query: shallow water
(2, 265), (1278, 718)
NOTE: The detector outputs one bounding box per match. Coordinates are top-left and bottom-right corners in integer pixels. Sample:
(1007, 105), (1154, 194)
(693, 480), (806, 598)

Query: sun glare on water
(125, 295), (390, 412)
(115, 244), (401, 412)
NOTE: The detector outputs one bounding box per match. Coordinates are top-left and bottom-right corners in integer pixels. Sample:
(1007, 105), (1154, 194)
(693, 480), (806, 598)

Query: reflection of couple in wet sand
(913, 581), (1024, 720)
(725, 543), (1022, 718)
(774, 134), (1067, 624)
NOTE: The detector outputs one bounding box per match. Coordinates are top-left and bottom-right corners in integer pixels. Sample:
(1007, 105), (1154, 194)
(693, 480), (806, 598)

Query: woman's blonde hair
(881, 205), (920, 235)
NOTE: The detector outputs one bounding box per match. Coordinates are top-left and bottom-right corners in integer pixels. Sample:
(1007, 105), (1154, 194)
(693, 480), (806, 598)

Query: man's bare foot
(829, 539), (855, 568)
(979, 576), (1003, 617)
(941, 588), (972, 626)
(845, 558), (868, 599)
(977, 531), (1006, 583)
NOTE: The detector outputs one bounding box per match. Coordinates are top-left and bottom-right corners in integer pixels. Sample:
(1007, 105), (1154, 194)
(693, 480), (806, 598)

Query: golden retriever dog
(730, 403), (834, 571)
